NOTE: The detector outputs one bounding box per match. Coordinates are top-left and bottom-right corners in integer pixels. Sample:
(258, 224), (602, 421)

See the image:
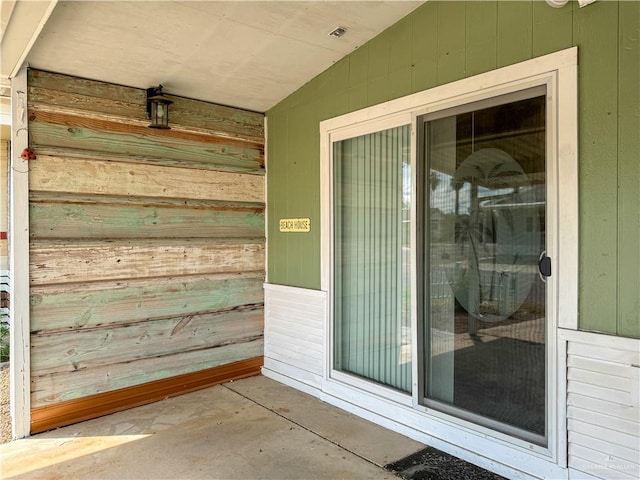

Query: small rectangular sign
(279, 218), (311, 233)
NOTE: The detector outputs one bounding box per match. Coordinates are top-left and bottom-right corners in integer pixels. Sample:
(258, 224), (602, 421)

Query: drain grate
(385, 446), (507, 480)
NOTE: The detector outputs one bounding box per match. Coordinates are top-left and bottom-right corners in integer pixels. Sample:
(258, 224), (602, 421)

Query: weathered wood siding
(27, 70), (265, 407)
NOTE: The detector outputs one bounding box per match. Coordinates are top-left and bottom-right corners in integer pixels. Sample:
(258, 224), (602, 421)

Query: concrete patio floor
(0, 375), (426, 479)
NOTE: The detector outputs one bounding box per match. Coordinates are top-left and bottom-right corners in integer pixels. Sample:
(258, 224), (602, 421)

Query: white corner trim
(9, 65), (30, 439)
(559, 328), (640, 352)
(264, 282), (327, 299)
(263, 116), (268, 284)
(556, 58), (579, 330)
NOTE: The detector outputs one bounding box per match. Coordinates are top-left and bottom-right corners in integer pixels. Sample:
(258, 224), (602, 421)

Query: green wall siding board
(437, 1), (466, 85)
(331, 57), (351, 117)
(368, 75), (391, 108)
(465, 1), (497, 77)
(437, 48), (467, 86)
(532, 1), (573, 58)
(290, 105), (320, 289)
(411, 59), (438, 94)
(437, 2), (466, 55)
(412, 1), (438, 63)
(267, 1), (640, 338)
(267, 111), (288, 284)
(466, 1), (497, 45)
(368, 31), (390, 79)
(390, 67), (413, 101)
(349, 46), (369, 88)
(497, 1), (533, 68)
(332, 57), (350, 91)
(617, 0), (640, 338)
(574, 0), (620, 335)
(389, 16), (413, 73)
(349, 85), (369, 112)
(332, 89), (351, 118)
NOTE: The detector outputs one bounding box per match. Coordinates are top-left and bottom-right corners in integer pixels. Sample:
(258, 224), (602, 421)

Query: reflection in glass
(423, 95), (547, 443)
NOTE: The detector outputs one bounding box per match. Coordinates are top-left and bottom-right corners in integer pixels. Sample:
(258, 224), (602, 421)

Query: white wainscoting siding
(263, 283), (566, 479)
(560, 329), (640, 480)
(263, 284), (640, 480)
(262, 284), (326, 392)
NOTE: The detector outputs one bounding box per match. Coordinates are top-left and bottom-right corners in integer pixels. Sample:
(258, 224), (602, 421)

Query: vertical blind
(333, 125), (411, 393)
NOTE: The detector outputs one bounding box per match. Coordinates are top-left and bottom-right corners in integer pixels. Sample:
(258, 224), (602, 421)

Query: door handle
(538, 251), (551, 281)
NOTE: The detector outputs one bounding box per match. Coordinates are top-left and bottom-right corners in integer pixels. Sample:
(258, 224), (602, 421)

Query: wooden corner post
(10, 66), (31, 439)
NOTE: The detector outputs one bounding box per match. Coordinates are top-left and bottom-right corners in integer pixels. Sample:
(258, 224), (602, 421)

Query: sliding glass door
(331, 89), (550, 446)
(419, 91), (548, 445)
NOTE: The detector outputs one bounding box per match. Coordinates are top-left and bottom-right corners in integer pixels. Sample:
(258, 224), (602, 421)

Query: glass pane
(334, 125), (411, 393)
(423, 95), (546, 443)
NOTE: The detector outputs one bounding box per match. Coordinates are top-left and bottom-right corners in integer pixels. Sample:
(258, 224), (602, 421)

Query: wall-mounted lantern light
(146, 85), (173, 129)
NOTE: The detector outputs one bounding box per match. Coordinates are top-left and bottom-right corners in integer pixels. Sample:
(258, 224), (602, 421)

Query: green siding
(266, 0), (640, 338)
(574, 1), (620, 335)
(465, 2), (497, 77)
(496, 1), (533, 68)
(617, 0), (640, 338)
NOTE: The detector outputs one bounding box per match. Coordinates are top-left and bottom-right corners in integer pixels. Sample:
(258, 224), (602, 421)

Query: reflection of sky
(430, 170), (470, 214)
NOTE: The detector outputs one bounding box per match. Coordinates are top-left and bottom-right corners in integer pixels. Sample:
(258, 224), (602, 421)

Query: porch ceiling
(2, 0), (424, 112)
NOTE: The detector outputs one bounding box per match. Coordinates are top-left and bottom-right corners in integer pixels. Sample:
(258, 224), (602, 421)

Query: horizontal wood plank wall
(27, 69), (265, 426)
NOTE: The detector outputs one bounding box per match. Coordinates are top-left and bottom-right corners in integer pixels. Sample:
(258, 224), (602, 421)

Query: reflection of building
(478, 184), (546, 260)
(429, 208), (447, 241)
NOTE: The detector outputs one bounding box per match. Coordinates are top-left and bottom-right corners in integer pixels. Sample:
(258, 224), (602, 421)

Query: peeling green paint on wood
(28, 69), (264, 142)
(30, 238), (265, 285)
(30, 155), (264, 203)
(31, 306), (264, 375)
(27, 67), (267, 407)
(30, 273), (265, 332)
(30, 198), (264, 239)
(30, 191), (265, 210)
(29, 120), (265, 175)
(31, 340), (264, 407)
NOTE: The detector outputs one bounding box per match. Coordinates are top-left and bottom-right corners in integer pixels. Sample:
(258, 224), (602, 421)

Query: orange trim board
(30, 356), (263, 435)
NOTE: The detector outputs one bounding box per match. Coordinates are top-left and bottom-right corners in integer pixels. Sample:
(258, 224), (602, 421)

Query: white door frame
(320, 47), (578, 475)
